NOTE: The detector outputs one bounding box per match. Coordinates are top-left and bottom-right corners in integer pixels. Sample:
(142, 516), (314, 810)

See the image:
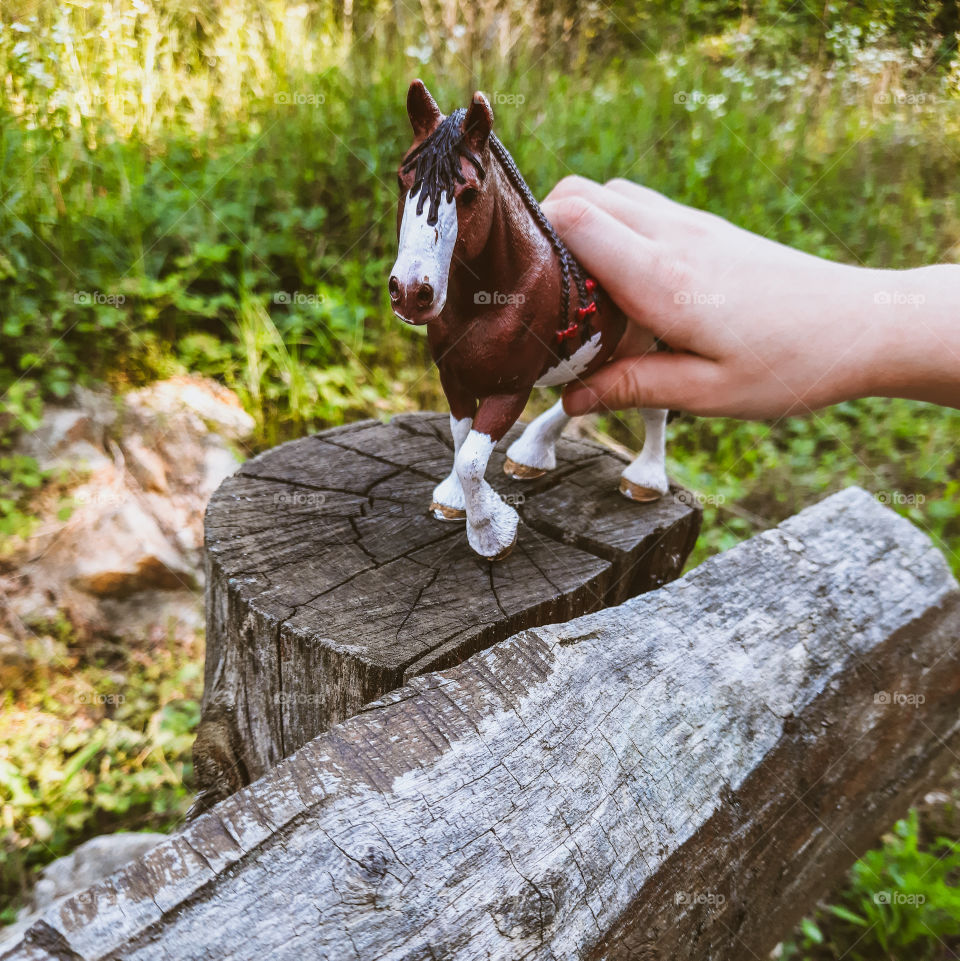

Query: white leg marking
(620, 408), (670, 500)
(456, 430), (519, 559)
(505, 399), (570, 475)
(431, 415), (472, 520)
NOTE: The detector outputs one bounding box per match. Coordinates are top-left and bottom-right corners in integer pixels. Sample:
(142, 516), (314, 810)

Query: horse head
(389, 80), (495, 324)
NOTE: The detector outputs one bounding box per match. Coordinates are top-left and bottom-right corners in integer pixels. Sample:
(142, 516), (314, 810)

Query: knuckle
(549, 196), (598, 237)
(651, 249), (692, 300)
(621, 362), (655, 410)
(552, 174), (594, 198)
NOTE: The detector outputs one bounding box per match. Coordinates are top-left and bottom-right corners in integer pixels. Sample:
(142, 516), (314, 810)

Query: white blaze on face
(391, 189), (458, 322)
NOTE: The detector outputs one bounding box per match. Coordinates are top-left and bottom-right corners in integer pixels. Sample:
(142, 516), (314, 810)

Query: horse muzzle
(388, 272), (445, 324)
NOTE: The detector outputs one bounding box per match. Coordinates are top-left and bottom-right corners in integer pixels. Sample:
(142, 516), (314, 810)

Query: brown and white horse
(389, 80), (669, 559)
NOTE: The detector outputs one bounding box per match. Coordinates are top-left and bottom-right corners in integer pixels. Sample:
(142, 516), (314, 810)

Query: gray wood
(193, 412), (701, 810)
(5, 488), (959, 961)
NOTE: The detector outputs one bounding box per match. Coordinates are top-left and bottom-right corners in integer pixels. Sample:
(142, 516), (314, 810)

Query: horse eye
(460, 187), (478, 205)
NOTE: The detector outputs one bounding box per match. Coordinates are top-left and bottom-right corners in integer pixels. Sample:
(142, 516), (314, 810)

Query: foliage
(0, 625), (203, 924)
(781, 809), (960, 960)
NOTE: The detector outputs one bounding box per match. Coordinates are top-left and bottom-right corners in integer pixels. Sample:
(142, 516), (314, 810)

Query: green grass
(1, 0), (959, 952)
(781, 807), (960, 960)
(0, 624), (202, 923)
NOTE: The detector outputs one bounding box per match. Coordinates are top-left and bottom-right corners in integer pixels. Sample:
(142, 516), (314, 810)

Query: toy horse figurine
(389, 80), (670, 559)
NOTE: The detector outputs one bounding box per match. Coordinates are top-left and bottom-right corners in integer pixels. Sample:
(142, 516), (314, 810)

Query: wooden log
(192, 412), (702, 809)
(5, 487), (959, 961)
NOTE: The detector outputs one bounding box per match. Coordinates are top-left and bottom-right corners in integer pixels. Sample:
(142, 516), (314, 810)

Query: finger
(540, 195), (654, 307)
(541, 197), (694, 344)
(542, 174), (600, 205)
(603, 178), (692, 219)
(544, 176), (670, 239)
(613, 322), (658, 360)
(562, 352), (722, 416)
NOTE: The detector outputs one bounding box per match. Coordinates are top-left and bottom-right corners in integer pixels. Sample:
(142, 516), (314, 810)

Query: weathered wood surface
(193, 412), (701, 808)
(6, 487), (959, 961)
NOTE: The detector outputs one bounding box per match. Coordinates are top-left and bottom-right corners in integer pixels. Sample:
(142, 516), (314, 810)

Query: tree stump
(193, 413), (701, 810)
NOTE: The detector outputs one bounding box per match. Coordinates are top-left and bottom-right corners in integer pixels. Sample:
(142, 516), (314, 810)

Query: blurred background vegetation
(1, 0), (959, 955)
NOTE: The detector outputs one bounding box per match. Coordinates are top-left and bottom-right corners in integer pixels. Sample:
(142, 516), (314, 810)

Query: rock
(3, 375), (254, 647)
(17, 408), (112, 476)
(31, 833), (166, 910)
(121, 433), (169, 494)
(0, 833), (165, 947)
(69, 496), (197, 597)
(124, 374), (255, 442)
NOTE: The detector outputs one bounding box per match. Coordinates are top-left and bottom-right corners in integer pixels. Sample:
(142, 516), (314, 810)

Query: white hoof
(467, 500), (519, 560)
(505, 435), (556, 475)
(620, 461), (669, 502)
(431, 471), (465, 521)
(503, 456), (547, 480)
(619, 477), (666, 502)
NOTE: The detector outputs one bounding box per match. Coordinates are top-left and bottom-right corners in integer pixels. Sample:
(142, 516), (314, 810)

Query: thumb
(562, 353), (720, 415)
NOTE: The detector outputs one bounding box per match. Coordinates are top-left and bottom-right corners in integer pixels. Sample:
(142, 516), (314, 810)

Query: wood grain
(5, 488), (959, 961)
(193, 413), (701, 808)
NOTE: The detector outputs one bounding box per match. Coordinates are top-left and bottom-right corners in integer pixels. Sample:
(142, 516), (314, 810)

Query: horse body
(389, 80), (669, 559)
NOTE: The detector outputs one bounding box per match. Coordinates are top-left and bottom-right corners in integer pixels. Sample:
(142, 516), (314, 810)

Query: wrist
(863, 265), (960, 405)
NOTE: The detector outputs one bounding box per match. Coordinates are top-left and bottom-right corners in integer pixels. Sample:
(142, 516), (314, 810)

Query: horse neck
(459, 155), (554, 295)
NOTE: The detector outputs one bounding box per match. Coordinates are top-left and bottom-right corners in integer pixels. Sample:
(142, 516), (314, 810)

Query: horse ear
(462, 91), (494, 153)
(407, 79), (442, 139)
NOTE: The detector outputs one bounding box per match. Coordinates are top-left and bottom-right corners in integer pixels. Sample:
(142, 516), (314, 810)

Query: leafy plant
(782, 809), (960, 960)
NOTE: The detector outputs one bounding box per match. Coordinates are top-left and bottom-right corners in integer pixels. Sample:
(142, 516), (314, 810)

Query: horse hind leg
(504, 399), (570, 480)
(620, 408), (670, 502)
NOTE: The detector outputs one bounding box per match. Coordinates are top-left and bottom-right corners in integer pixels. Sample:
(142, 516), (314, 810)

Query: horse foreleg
(457, 392), (528, 559)
(431, 413), (473, 520)
(620, 407), (670, 502)
(503, 398), (570, 479)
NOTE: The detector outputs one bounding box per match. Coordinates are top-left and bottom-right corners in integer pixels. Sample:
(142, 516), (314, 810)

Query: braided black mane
(401, 108), (591, 351)
(487, 132), (590, 345)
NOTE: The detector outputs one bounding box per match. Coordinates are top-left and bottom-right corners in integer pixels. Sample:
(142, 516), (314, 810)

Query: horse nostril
(415, 283), (434, 308)
(388, 276), (400, 301)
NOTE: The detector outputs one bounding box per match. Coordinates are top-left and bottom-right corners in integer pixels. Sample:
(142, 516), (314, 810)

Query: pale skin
(540, 176), (960, 419)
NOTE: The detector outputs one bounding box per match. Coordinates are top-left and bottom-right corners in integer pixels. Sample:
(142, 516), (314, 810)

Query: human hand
(541, 177), (960, 418)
